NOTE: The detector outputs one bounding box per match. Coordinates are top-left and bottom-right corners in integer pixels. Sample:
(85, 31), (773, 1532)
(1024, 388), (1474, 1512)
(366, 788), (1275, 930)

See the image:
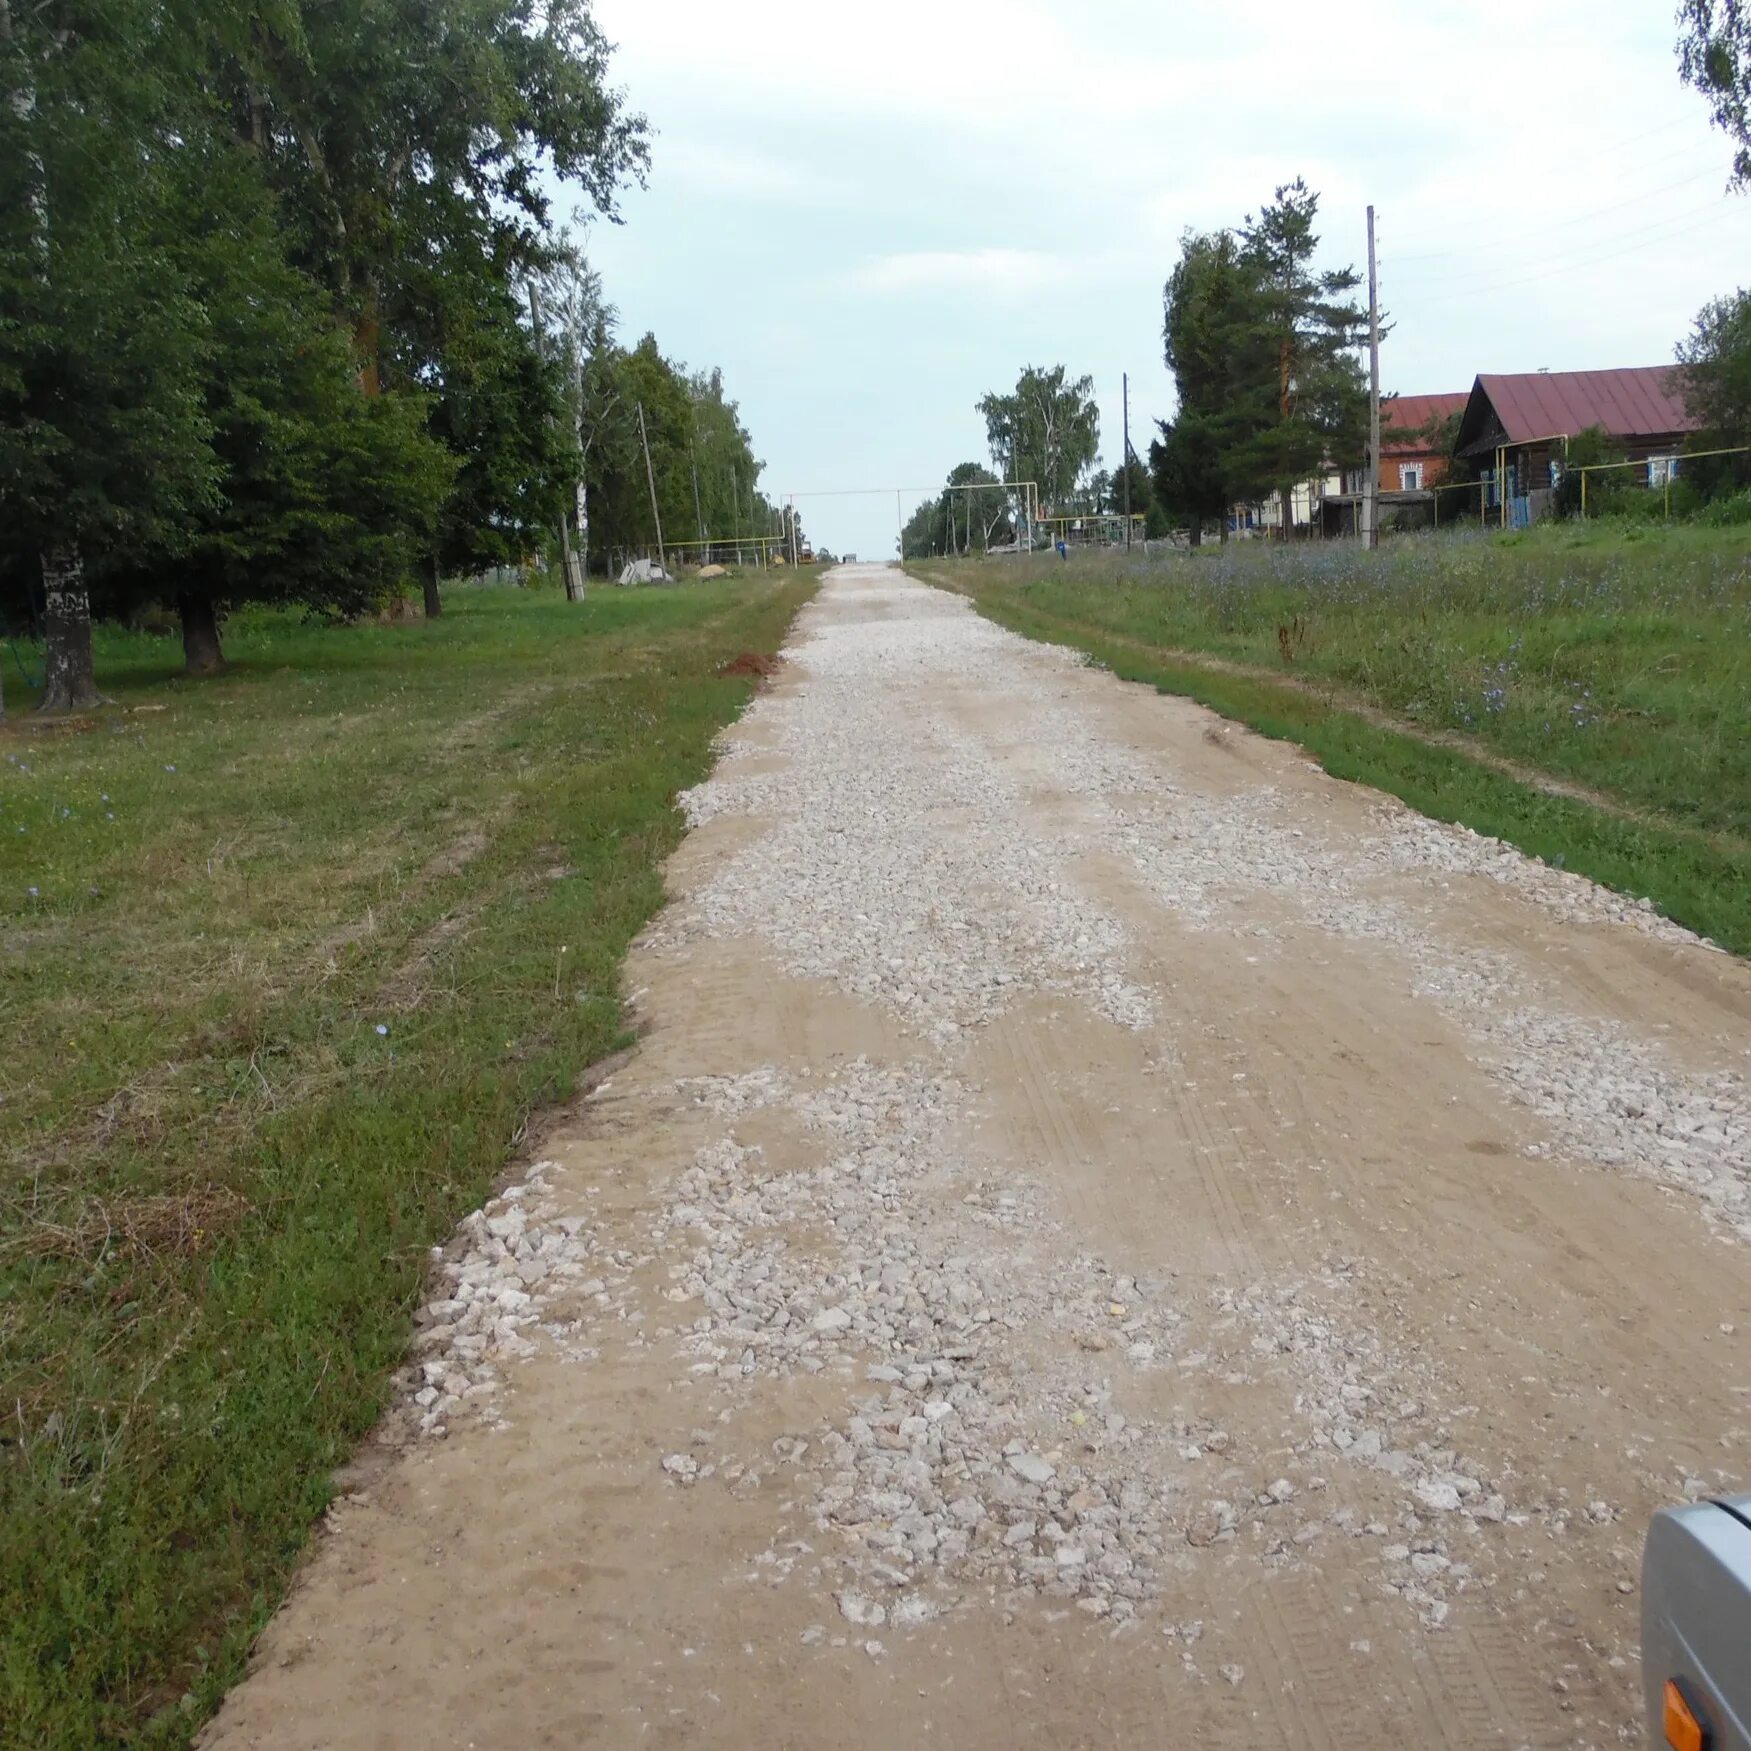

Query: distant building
(1240, 369), (1701, 539)
(1311, 391), (1468, 536)
(1454, 367), (1699, 523)
(1380, 391), (1469, 493)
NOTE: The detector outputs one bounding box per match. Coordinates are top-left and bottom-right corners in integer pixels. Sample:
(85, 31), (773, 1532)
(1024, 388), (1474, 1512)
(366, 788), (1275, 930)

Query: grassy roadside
(915, 537), (1751, 957)
(0, 572), (818, 1747)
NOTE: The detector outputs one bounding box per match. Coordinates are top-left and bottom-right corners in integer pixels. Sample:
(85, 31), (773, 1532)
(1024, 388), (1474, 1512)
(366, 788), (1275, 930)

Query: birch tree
(977, 365), (1100, 515)
(536, 235), (619, 589)
(1679, 1), (1751, 184)
(1236, 180), (1368, 525)
(0, 0), (216, 712)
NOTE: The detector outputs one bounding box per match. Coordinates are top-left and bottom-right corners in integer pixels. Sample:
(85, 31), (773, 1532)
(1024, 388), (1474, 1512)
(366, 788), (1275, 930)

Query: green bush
(1700, 486), (1751, 525)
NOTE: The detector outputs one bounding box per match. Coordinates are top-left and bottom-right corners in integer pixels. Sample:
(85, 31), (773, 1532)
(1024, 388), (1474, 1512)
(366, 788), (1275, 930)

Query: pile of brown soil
(717, 652), (782, 679)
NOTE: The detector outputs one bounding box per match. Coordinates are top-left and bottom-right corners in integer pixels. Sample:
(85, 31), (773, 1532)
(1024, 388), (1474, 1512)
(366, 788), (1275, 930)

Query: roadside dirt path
(202, 565), (1751, 1750)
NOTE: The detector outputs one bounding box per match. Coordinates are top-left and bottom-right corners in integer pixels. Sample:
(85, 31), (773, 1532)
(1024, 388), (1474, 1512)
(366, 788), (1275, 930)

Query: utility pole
(788, 493), (799, 569)
(636, 400), (668, 578)
(1121, 372), (1132, 550)
(1365, 203), (1381, 552)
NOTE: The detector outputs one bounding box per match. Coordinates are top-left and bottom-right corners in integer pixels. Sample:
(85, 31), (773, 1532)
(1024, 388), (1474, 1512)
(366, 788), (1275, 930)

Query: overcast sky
(579, 1), (1751, 558)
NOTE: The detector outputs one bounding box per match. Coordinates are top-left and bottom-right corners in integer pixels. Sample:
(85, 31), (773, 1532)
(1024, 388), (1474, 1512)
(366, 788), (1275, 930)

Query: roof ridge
(1478, 364), (1680, 380)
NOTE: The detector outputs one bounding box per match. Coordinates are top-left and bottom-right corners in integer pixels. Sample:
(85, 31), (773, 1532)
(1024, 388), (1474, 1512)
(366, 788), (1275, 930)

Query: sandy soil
(200, 566), (1751, 1751)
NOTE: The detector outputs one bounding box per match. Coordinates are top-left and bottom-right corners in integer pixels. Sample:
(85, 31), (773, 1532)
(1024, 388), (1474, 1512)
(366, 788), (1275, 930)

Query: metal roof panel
(1473, 367), (1697, 445)
(1381, 392), (1469, 453)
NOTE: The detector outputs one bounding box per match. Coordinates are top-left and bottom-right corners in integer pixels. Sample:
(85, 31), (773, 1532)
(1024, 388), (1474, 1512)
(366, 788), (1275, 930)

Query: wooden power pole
(636, 399), (668, 578)
(1365, 204), (1381, 551)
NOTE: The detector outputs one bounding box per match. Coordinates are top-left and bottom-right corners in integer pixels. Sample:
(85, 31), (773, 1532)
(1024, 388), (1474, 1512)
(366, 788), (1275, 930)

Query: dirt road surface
(201, 565), (1751, 1750)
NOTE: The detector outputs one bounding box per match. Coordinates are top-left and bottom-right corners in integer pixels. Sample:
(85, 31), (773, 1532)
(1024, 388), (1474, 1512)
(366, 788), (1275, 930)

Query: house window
(1648, 455), (1678, 487)
(1399, 462), (1424, 490)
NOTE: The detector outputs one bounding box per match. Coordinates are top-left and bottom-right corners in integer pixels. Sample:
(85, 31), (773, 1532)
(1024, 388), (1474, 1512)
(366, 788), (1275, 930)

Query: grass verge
(916, 538), (1751, 957)
(0, 572), (818, 1747)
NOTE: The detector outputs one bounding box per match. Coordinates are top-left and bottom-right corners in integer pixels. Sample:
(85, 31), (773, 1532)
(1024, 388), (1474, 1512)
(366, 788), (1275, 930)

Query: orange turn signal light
(1665, 1677), (1711, 1751)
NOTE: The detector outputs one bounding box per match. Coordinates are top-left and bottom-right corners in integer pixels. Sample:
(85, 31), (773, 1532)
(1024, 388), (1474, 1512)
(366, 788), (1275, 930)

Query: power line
(1386, 159), (1731, 267)
(1396, 205), (1735, 301)
(1594, 114), (1704, 154)
(1389, 194), (1745, 289)
(1379, 121), (1700, 273)
(1402, 207), (1737, 308)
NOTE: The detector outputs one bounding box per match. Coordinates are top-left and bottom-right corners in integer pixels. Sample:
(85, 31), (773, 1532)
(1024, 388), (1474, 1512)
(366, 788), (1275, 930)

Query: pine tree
(1236, 179), (1368, 531)
(1154, 229), (1272, 540)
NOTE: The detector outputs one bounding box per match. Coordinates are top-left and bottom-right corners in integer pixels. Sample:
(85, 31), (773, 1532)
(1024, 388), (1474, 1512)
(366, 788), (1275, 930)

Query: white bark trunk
(38, 543), (105, 713)
(2, 0), (48, 261)
(8, 0), (99, 719)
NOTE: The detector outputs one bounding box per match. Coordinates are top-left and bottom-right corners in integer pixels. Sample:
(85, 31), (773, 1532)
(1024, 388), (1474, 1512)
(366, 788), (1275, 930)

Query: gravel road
(202, 565), (1751, 1750)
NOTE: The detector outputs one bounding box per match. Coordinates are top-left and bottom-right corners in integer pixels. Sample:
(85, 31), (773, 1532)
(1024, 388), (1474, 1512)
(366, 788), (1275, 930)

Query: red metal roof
(1381, 391), (1468, 455)
(1468, 367), (1698, 446)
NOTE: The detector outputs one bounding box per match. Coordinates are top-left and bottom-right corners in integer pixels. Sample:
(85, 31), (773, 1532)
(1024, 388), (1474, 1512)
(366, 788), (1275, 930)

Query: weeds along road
(202, 565), (1751, 1750)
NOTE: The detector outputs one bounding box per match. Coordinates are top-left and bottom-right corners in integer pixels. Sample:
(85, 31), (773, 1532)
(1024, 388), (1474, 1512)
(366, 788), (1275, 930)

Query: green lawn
(0, 572), (817, 1748)
(917, 524), (1751, 954)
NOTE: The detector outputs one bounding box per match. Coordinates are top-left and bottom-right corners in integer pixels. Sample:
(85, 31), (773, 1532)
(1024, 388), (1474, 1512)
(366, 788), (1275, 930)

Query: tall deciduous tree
(570, 334), (769, 573)
(902, 463), (1013, 559)
(1679, 1), (1751, 184)
(228, 0), (646, 601)
(535, 233), (618, 585)
(0, 0), (218, 711)
(117, 139), (453, 669)
(947, 462), (1011, 551)
(977, 365), (1100, 515)
(3, 0), (648, 703)
(1678, 286), (1751, 438)
(415, 261), (577, 604)
(229, 0), (647, 374)
(686, 367), (763, 551)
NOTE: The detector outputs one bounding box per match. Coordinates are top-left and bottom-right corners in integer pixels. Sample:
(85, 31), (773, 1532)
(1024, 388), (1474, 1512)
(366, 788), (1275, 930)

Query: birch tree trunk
(557, 488), (581, 603)
(38, 544), (105, 713)
(570, 312), (589, 598)
(8, 1), (104, 713)
(573, 478), (590, 594)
